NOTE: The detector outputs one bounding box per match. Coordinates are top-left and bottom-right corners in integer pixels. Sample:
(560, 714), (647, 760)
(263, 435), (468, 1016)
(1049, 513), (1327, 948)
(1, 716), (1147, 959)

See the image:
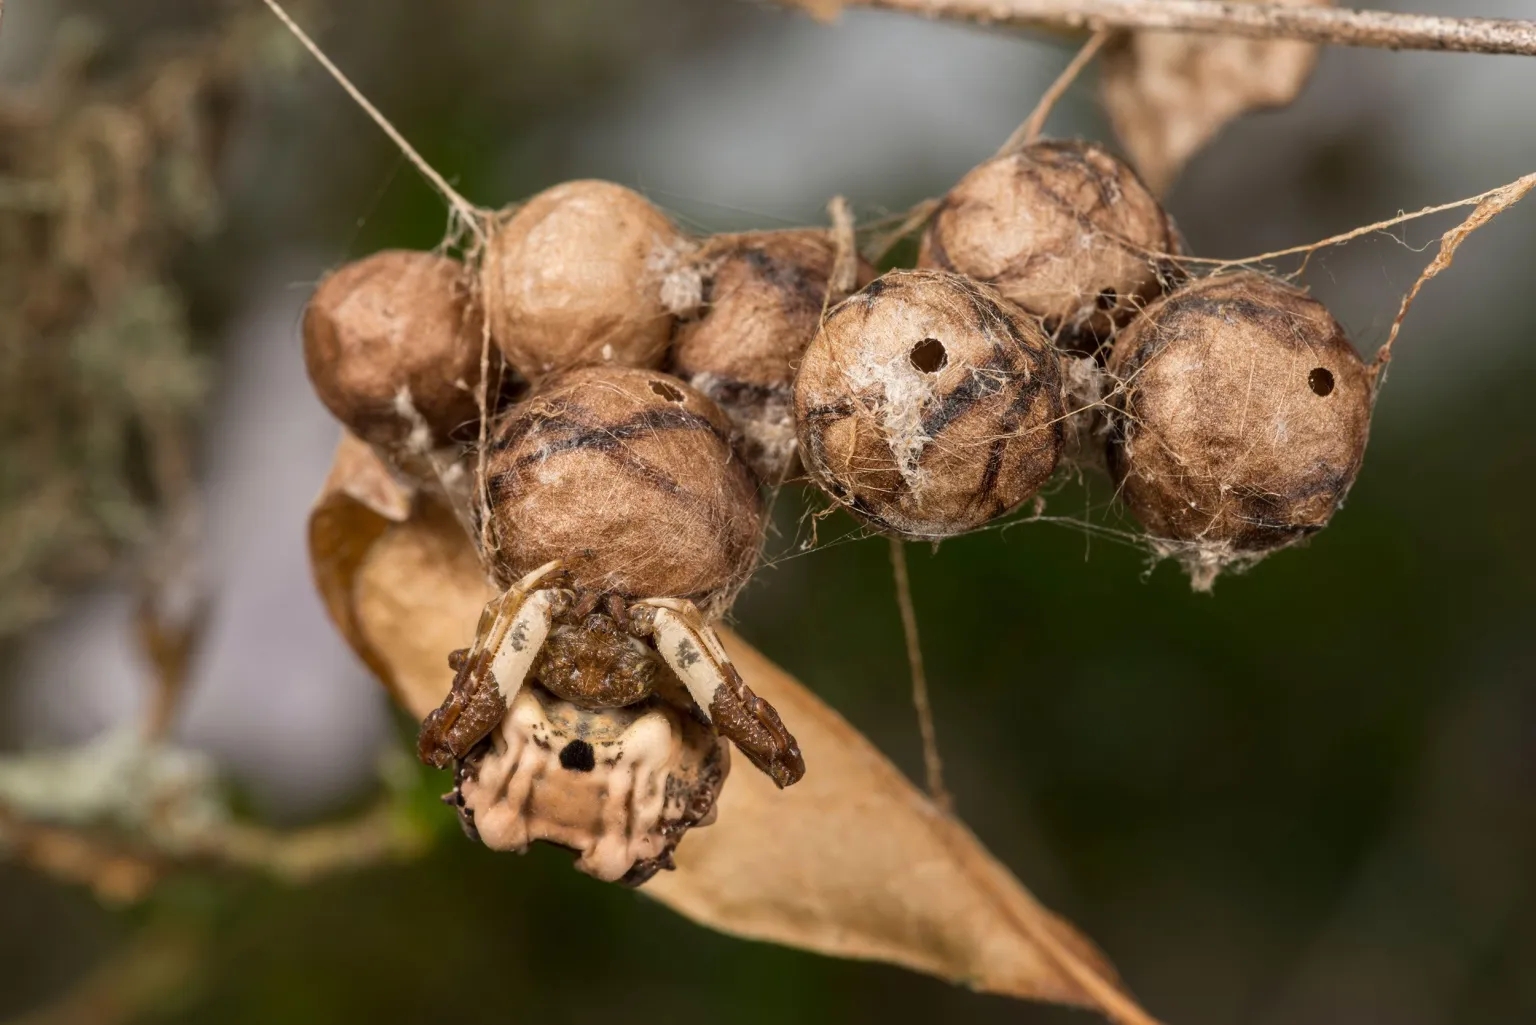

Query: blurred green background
(2, 2), (1534, 1024)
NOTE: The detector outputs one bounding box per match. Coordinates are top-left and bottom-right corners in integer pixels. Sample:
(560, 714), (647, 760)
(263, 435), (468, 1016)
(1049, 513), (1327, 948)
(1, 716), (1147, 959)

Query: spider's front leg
(631, 599), (806, 789)
(417, 561), (567, 768)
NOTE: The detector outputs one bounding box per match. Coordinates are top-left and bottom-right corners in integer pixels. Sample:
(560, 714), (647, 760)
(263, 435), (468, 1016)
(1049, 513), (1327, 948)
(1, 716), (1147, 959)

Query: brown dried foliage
(1102, 0), (1333, 194)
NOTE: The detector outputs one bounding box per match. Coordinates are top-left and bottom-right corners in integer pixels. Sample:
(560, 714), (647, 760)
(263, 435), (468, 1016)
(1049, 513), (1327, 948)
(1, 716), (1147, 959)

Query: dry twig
(0, 796), (425, 903)
(258, 0), (486, 241)
(859, 197), (941, 265)
(859, 26), (1114, 261)
(1002, 28), (1113, 153)
(793, 0), (1536, 58)
(1371, 172), (1536, 382)
(825, 195), (859, 305)
(889, 539), (951, 812)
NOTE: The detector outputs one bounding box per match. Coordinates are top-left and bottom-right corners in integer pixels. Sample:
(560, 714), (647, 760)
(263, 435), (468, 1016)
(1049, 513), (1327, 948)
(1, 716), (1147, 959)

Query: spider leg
(631, 599), (805, 788)
(417, 560), (568, 767)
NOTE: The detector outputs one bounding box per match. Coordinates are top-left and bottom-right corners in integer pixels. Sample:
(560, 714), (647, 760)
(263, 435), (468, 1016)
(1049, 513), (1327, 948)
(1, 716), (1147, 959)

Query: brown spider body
(416, 561), (802, 883)
(446, 681), (730, 885)
(535, 612), (664, 710)
(417, 365), (805, 794)
(420, 587), (804, 790)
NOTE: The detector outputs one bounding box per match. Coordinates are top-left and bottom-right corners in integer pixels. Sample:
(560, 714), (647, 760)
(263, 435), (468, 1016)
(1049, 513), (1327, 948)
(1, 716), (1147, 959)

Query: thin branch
(133, 473), (208, 743)
(1372, 172), (1536, 381)
(825, 195), (859, 308)
(798, 0), (1536, 58)
(258, 0), (486, 241)
(1188, 180), (1526, 269)
(859, 197), (940, 265)
(475, 259), (500, 570)
(0, 806), (160, 903)
(889, 539), (951, 812)
(135, 585), (206, 742)
(0, 799), (426, 902)
(197, 804), (426, 882)
(1002, 29), (1113, 154)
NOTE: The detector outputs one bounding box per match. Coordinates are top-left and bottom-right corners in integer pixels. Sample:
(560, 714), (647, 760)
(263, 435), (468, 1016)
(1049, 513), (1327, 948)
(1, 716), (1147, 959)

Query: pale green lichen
(0, 18), (238, 640)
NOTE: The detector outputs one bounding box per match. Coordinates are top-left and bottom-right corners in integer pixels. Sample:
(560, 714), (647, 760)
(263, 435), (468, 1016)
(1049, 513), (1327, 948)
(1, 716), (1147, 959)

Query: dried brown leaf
(307, 432), (417, 702)
(307, 440), (1160, 1024)
(1101, 0), (1331, 194)
(784, 0), (849, 23)
(650, 637), (1157, 1023)
(351, 498), (491, 718)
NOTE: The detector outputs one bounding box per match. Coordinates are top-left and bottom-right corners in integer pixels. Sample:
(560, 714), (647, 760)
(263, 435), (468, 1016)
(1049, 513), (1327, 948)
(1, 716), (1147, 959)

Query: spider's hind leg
(417, 561), (568, 768)
(630, 599), (805, 789)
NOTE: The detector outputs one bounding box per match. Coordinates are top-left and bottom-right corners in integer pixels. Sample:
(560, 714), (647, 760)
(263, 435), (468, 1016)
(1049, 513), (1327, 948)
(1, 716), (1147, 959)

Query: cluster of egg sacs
(798, 139), (1373, 585)
(304, 148), (1373, 594)
(302, 180), (847, 610)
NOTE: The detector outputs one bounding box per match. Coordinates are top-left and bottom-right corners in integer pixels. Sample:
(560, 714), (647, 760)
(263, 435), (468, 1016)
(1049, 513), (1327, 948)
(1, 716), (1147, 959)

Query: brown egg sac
(670, 229), (867, 483)
(794, 270), (1065, 540)
(1105, 272), (1374, 589)
(482, 365), (763, 617)
(481, 180), (693, 382)
(919, 139), (1179, 350)
(303, 249), (495, 457)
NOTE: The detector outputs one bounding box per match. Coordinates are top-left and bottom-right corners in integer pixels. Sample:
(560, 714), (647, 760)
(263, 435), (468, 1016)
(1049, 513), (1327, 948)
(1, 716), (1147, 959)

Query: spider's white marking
(473, 561), (563, 703)
(635, 598), (734, 718)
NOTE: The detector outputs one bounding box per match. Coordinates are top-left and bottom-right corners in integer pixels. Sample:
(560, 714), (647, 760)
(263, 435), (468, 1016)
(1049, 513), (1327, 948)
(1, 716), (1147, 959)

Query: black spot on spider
(1308, 367), (1335, 396)
(559, 739), (596, 772)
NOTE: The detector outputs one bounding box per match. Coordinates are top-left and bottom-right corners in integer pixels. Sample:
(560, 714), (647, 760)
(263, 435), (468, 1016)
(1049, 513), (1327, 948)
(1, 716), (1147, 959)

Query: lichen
(0, 17), (261, 639)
